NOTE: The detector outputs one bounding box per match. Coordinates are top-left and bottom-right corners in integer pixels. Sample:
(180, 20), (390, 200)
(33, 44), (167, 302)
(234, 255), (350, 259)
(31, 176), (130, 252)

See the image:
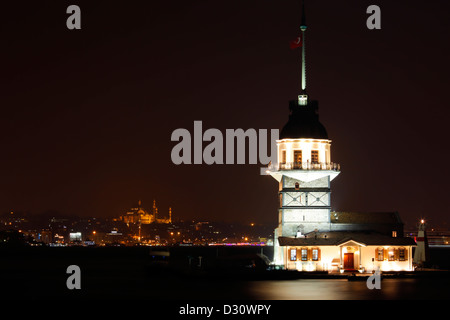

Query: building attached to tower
(265, 4), (415, 273)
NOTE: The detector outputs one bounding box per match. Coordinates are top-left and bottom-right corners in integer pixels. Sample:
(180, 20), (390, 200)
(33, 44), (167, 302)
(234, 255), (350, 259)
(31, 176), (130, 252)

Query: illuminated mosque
(120, 200), (172, 225)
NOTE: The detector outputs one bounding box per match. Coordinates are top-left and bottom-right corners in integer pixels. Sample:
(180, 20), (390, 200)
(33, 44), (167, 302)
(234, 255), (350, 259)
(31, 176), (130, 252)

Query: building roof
(279, 100), (328, 140)
(330, 211), (403, 224)
(278, 231), (416, 247)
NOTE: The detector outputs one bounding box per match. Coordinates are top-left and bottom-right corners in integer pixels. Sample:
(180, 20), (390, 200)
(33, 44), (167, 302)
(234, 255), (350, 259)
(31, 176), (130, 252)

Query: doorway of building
(343, 253), (354, 269)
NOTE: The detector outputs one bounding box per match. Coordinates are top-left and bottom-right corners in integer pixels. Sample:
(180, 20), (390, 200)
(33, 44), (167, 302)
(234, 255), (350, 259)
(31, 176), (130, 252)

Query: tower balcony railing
(268, 162), (340, 171)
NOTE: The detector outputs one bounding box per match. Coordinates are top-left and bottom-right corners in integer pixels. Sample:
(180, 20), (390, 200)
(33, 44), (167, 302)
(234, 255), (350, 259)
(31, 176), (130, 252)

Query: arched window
(289, 248), (297, 261)
(376, 247), (384, 261)
(398, 247), (407, 261)
(388, 248), (395, 261)
(301, 248), (308, 261)
(312, 248), (321, 261)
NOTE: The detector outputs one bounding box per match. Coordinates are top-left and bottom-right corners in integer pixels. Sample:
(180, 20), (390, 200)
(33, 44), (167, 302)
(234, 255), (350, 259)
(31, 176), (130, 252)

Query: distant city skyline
(1, 1), (449, 229)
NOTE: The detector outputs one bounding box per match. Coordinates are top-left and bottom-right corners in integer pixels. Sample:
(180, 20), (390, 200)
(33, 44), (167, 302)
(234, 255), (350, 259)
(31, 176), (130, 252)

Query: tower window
(311, 150), (319, 164)
(294, 150), (302, 168)
(281, 150), (286, 164)
(295, 182), (299, 190)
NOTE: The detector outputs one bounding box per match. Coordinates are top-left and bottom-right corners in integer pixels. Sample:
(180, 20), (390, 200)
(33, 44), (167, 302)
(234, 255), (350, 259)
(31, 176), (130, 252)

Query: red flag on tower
(289, 36), (302, 49)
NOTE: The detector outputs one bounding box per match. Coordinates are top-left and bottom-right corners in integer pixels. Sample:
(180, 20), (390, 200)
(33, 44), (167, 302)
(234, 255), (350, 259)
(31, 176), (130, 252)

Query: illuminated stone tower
(266, 3), (340, 265)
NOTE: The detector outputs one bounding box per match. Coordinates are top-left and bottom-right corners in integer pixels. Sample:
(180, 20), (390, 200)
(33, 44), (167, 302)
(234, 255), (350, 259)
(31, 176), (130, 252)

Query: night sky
(1, 0), (449, 229)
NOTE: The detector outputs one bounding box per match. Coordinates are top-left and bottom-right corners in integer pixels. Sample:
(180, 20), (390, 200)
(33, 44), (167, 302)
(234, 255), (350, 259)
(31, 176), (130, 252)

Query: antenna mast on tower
(298, 0), (308, 106)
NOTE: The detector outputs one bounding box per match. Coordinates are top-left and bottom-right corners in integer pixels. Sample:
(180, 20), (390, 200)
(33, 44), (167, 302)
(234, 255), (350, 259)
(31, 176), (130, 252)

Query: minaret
(267, 2), (340, 266)
(153, 200), (158, 221)
(138, 200), (142, 241)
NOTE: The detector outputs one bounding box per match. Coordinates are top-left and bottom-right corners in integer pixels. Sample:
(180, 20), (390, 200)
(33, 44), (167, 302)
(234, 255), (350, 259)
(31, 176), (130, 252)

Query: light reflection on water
(245, 278), (450, 300)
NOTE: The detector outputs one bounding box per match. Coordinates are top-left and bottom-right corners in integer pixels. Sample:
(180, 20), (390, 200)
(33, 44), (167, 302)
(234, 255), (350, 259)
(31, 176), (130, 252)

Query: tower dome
(280, 100), (328, 140)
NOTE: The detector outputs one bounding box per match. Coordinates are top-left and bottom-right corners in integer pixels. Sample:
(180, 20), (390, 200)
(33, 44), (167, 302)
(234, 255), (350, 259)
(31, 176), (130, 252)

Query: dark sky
(1, 0), (449, 229)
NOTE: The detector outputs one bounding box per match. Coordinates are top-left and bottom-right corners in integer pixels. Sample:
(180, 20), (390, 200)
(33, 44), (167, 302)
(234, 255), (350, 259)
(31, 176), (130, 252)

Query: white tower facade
(268, 131), (340, 265)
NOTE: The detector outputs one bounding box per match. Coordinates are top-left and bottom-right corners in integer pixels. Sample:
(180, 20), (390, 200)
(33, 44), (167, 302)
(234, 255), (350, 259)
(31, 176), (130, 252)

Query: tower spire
(298, 0), (308, 106)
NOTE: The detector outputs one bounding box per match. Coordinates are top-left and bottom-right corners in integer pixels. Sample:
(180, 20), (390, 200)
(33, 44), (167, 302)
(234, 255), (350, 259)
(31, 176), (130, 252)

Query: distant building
(40, 230), (52, 244)
(120, 200), (172, 225)
(69, 232), (82, 242)
(265, 4), (415, 272)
